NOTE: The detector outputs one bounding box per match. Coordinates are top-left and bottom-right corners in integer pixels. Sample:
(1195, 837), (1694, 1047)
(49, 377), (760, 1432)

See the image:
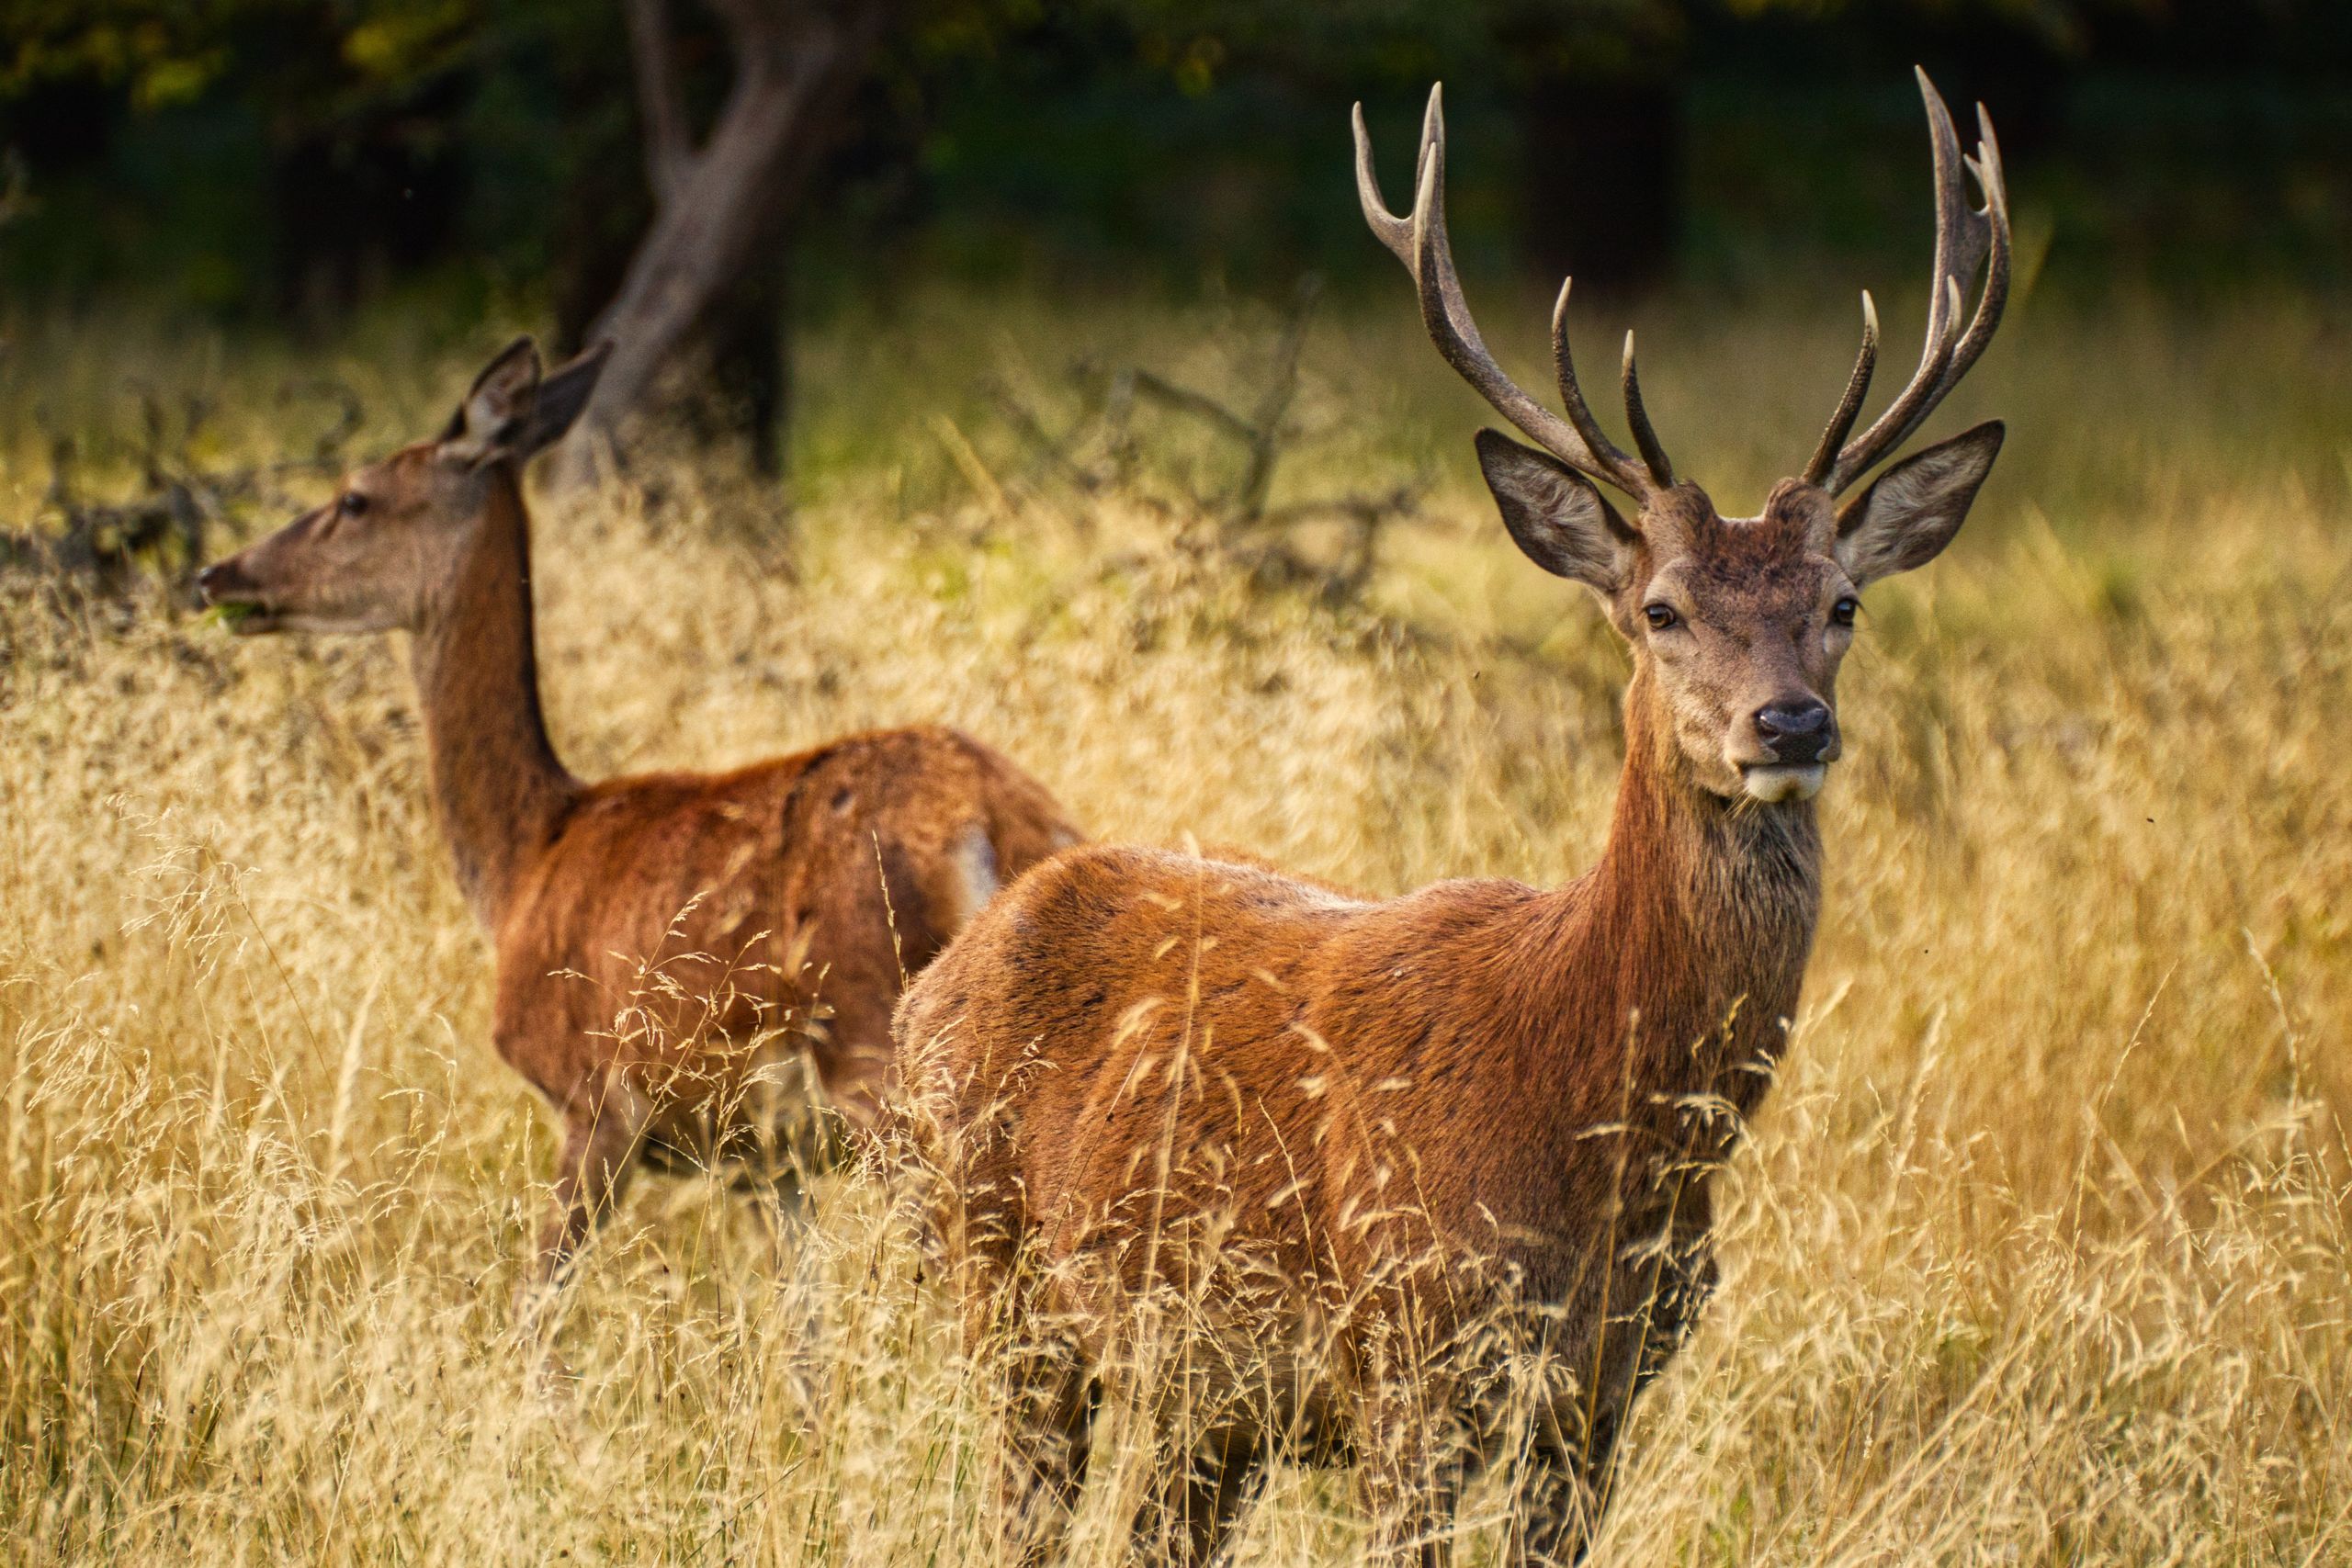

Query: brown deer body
(198, 339), (1078, 1289)
(897, 72), (2009, 1565)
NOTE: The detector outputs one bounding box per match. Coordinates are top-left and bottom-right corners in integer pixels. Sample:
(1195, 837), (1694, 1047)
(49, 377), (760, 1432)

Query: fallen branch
(984, 275), (1419, 602)
(3, 378), (370, 601)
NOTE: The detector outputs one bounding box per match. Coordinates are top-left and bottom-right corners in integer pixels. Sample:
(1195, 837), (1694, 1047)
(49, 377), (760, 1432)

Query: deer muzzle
(195, 558), (283, 635)
(1740, 698), (1839, 801)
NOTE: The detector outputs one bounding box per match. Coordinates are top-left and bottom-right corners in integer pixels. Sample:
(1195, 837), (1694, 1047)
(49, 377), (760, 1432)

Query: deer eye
(336, 491), (369, 519)
(1643, 604), (1679, 632)
(1831, 596), (1860, 627)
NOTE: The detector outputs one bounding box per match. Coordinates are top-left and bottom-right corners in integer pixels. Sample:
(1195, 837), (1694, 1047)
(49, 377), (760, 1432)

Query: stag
(896, 69), (2008, 1565)
(198, 338), (1079, 1295)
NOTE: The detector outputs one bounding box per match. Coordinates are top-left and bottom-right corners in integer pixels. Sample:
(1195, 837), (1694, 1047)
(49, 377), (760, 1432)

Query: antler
(1355, 86), (1666, 502)
(1806, 68), (2011, 494)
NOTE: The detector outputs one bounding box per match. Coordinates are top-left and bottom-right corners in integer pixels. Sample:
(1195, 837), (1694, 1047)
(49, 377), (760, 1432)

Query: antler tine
(1827, 277), (1962, 497)
(1918, 73), (1982, 355)
(1549, 278), (1648, 493)
(1620, 331), (1674, 487)
(1937, 104), (2011, 395)
(1351, 99), (1415, 268)
(1802, 291), (1880, 485)
(1357, 85), (1654, 498)
(1823, 69), (2013, 494)
(1407, 140), (1584, 461)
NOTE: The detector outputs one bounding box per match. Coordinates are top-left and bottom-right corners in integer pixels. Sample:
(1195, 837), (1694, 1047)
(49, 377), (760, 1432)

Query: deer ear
(1475, 429), (1636, 595)
(1834, 421), (2004, 587)
(438, 336), (544, 465)
(511, 341), (610, 460)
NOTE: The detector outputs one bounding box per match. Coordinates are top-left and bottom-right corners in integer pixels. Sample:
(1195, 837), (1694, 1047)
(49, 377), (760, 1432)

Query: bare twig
(1127, 371), (1256, 447)
(3, 378), (373, 601)
(981, 275), (1413, 603)
(1234, 273), (1322, 522)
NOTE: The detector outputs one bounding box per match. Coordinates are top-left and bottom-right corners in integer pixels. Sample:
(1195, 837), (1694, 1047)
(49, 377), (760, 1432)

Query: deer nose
(196, 561), (243, 604)
(1753, 699), (1838, 764)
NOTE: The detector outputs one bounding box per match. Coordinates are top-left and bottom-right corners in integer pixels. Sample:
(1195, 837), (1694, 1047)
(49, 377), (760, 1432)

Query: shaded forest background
(5, 0), (2350, 474)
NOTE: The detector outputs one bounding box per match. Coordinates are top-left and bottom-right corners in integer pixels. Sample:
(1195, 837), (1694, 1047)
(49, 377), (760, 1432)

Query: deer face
(198, 338), (607, 637)
(1361, 72), (2012, 805)
(1625, 484), (1856, 802)
(1478, 425), (2004, 804)
(198, 445), (494, 637)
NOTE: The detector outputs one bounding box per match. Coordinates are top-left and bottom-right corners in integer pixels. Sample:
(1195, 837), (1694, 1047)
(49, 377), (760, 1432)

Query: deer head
(1358, 71), (2007, 804)
(197, 338), (609, 637)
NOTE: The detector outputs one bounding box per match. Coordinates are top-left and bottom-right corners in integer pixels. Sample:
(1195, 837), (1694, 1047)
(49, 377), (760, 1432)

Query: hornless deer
(198, 338), (1079, 1293)
(896, 70), (2008, 1565)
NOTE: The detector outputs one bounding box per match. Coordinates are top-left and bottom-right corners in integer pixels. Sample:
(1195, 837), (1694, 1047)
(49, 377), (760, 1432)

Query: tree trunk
(706, 235), (791, 477)
(552, 0), (883, 491)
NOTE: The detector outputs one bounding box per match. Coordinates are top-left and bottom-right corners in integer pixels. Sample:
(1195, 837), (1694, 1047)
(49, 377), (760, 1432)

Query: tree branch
(706, 0), (798, 78)
(556, 3), (892, 489)
(624, 0), (691, 207)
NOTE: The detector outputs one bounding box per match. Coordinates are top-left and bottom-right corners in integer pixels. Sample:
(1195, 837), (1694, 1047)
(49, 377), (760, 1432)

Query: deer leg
(807, 984), (894, 1132)
(760, 1081), (834, 1242)
(1514, 1429), (1606, 1568)
(1353, 1379), (1460, 1568)
(990, 1326), (1096, 1567)
(1133, 1427), (1263, 1567)
(529, 1089), (649, 1296)
(1521, 1228), (1717, 1564)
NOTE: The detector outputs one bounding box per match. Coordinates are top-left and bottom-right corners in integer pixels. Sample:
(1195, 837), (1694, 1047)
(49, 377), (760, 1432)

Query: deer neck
(1531, 666), (1823, 1130)
(406, 467), (578, 931)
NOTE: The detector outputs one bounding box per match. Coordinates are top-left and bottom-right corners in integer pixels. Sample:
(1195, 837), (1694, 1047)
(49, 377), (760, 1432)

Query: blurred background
(4, 0), (2348, 490)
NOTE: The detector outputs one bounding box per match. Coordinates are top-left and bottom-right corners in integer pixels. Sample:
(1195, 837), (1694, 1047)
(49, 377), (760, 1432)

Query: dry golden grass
(3, 282), (2349, 1563)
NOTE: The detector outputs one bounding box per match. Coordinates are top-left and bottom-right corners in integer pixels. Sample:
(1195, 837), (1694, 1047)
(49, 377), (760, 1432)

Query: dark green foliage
(1, 1), (2347, 324)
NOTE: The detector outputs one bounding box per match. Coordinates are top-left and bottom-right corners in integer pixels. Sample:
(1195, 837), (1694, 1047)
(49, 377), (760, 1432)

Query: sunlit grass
(3, 282), (2348, 1563)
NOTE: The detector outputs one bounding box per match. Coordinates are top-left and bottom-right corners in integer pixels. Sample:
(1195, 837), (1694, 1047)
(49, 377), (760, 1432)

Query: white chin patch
(1740, 764), (1827, 803)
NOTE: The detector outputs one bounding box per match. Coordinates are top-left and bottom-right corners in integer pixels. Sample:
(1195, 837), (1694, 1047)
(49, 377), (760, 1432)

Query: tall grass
(2, 281), (2348, 1563)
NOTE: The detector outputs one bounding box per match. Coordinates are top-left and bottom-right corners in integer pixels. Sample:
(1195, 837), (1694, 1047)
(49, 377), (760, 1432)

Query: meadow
(3, 275), (2350, 1564)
